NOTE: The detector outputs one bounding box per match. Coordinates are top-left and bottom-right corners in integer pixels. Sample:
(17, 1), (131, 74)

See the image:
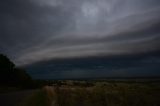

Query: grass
(19, 81), (160, 106)
(52, 82), (160, 106)
(18, 87), (54, 106)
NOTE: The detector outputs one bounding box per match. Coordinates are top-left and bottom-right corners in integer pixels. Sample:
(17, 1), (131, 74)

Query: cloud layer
(0, 0), (160, 66)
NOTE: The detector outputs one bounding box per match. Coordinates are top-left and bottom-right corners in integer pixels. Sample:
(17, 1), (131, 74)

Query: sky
(0, 0), (160, 79)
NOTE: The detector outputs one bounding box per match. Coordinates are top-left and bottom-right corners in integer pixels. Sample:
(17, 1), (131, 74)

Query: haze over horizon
(0, 0), (160, 79)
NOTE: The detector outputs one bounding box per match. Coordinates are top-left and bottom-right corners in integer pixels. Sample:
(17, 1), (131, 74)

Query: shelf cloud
(0, 0), (160, 66)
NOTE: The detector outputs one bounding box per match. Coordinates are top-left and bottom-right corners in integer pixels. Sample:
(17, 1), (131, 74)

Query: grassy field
(18, 89), (52, 106)
(19, 80), (160, 106)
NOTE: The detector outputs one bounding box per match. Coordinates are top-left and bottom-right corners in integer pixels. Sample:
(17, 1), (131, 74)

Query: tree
(0, 54), (15, 85)
(13, 68), (32, 87)
(0, 54), (32, 88)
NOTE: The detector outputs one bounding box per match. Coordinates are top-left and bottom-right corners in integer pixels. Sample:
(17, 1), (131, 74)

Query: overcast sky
(0, 0), (160, 66)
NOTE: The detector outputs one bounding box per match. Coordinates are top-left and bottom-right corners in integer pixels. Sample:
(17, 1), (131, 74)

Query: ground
(0, 80), (160, 106)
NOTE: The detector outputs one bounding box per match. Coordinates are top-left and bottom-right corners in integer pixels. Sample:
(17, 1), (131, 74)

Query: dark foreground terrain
(1, 80), (160, 106)
(0, 89), (38, 106)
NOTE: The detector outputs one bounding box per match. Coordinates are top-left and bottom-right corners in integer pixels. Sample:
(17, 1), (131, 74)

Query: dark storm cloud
(26, 53), (160, 79)
(0, 0), (160, 66)
(0, 0), (74, 56)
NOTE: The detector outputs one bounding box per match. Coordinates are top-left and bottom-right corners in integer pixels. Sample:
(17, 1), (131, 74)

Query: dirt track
(0, 89), (38, 106)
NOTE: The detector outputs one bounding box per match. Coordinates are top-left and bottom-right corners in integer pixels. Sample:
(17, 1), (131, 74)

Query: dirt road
(0, 89), (38, 106)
